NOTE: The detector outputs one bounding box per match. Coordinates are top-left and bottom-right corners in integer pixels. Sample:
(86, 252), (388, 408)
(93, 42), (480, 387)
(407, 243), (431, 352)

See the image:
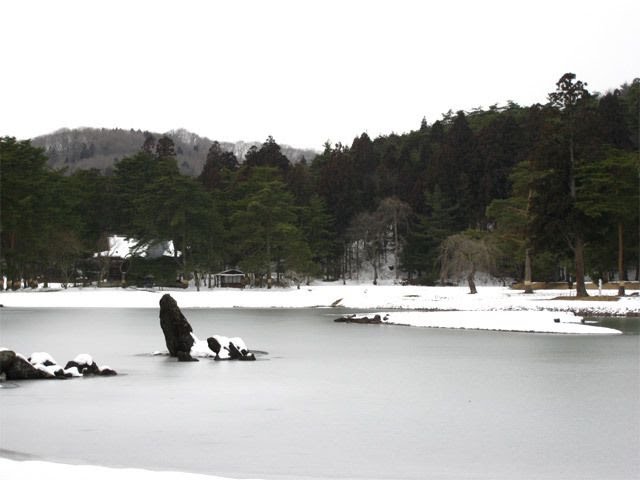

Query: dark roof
(215, 269), (244, 276)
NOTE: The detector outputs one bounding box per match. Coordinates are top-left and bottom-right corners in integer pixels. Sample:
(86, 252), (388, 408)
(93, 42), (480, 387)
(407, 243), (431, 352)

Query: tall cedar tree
(546, 73), (591, 297)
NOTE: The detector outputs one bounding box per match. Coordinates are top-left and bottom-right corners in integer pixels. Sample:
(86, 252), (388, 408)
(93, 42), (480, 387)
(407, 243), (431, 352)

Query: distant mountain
(31, 128), (318, 175)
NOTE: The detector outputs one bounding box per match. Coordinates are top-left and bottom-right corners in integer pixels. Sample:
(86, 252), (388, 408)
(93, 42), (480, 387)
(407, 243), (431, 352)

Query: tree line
(31, 127), (318, 176)
(1, 74), (638, 295)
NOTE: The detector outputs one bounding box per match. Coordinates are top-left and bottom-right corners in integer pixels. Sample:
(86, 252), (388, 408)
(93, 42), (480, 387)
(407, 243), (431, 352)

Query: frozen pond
(1, 308), (639, 480)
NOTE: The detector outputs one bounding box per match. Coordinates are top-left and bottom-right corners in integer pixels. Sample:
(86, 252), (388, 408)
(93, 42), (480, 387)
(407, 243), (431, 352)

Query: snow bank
(29, 352), (57, 365)
(73, 353), (93, 365)
(0, 285), (637, 316)
(368, 310), (622, 334)
(34, 363), (63, 376)
(64, 366), (82, 377)
(189, 334), (216, 358)
(0, 457), (261, 480)
(228, 337), (247, 352)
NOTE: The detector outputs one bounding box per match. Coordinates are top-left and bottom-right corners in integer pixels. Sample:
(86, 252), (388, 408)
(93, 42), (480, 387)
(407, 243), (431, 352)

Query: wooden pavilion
(213, 269), (246, 288)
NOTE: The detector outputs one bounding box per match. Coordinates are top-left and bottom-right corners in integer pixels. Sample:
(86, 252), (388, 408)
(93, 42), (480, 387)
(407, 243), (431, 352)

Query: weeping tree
(439, 231), (496, 294)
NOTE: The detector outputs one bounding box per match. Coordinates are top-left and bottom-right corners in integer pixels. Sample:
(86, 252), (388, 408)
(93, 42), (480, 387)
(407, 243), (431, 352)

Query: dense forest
(1, 74), (639, 296)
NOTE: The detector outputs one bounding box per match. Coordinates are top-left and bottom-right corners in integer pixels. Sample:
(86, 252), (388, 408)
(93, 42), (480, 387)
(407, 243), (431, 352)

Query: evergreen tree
(432, 111), (478, 229)
(545, 73), (592, 297)
(597, 91), (633, 149)
(1, 137), (51, 283)
(0, 137), (84, 286)
(298, 194), (335, 280)
(286, 159), (314, 205)
(229, 167), (305, 287)
(155, 135), (176, 159)
(68, 169), (115, 250)
(111, 151), (158, 235)
(141, 132), (156, 154)
(401, 186), (458, 283)
(485, 160), (535, 287)
(200, 141), (239, 191)
(245, 136), (290, 172)
(350, 133), (377, 209)
(576, 149), (638, 294)
(313, 142), (357, 238)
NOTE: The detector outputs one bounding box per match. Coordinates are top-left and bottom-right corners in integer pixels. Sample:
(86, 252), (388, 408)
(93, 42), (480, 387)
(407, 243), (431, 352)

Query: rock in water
(0, 349), (17, 374)
(228, 337), (256, 361)
(176, 351), (199, 362)
(159, 294), (195, 360)
(206, 335), (256, 361)
(1, 349), (116, 379)
(206, 337), (222, 355)
(334, 314), (383, 324)
(64, 357), (101, 375)
(4, 354), (55, 380)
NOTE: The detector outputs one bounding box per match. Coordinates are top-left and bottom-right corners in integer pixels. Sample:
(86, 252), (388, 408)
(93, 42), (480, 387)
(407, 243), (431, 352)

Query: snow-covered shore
(1, 284), (636, 335)
(0, 457), (260, 480)
(1, 284), (637, 316)
(368, 310), (623, 334)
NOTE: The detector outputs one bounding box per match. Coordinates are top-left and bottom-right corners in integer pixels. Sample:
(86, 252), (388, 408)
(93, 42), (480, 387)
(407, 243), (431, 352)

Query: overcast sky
(2, 0), (639, 150)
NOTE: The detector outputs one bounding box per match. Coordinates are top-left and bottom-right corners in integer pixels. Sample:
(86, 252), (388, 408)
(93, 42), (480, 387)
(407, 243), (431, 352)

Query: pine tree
(401, 186), (458, 283)
(546, 73), (591, 297)
(155, 135), (176, 159)
(245, 136), (290, 172)
(229, 167), (304, 287)
(576, 149), (638, 295)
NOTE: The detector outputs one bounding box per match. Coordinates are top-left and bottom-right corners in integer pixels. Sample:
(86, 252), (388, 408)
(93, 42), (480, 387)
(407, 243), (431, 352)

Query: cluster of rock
(207, 335), (255, 361)
(334, 314), (387, 324)
(0, 349), (117, 380)
(159, 294), (256, 362)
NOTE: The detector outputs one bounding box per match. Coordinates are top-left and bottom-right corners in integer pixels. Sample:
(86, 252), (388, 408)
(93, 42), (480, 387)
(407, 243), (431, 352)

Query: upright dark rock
(159, 294), (195, 360)
(206, 337), (222, 355)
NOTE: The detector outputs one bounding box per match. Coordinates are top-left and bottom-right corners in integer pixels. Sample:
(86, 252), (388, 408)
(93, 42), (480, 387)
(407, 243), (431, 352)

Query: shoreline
(0, 285), (637, 317)
(1, 285), (637, 335)
(0, 457), (258, 480)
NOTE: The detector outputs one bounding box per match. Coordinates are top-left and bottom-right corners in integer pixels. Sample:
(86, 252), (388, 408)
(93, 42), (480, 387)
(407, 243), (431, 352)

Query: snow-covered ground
(367, 310), (623, 334)
(1, 284), (637, 335)
(1, 283), (637, 314)
(0, 458), (259, 480)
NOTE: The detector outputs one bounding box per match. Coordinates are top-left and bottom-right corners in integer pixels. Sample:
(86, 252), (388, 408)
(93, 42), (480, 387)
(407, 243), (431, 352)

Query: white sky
(2, 0), (639, 150)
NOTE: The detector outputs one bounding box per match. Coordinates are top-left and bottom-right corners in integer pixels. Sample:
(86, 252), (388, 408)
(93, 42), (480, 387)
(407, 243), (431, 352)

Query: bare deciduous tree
(347, 211), (383, 284)
(376, 197), (411, 281)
